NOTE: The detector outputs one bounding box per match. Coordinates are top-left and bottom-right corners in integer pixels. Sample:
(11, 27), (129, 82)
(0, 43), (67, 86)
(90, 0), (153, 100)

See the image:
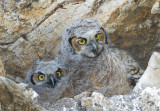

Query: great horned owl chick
(57, 19), (144, 97)
(25, 60), (67, 87)
(25, 60), (74, 107)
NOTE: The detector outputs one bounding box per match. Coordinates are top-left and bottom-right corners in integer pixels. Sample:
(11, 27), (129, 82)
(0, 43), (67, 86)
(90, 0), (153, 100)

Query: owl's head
(61, 19), (111, 58)
(31, 68), (67, 87)
(25, 60), (67, 87)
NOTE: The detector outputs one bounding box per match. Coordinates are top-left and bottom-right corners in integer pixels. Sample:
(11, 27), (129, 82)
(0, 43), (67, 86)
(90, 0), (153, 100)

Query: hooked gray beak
(91, 42), (98, 54)
(49, 75), (55, 87)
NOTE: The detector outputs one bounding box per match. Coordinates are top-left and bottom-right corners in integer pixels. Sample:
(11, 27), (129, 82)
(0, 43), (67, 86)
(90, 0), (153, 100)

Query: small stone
(151, 1), (160, 14)
(81, 97), (94, 107)
(91, 92), (108, 107)
(0, 58), (5, 77)
(139, 24), (142, 29)
(144, 19), (152, 28)
(52, 98), (78, 111)
(15, 76), (24, 83)
(0, 77), (43, 111)
(74, 92), (91, 101)
(6, 74), (16, 81)
(18, 14), (27, 21)
(134, 52), (160, 91)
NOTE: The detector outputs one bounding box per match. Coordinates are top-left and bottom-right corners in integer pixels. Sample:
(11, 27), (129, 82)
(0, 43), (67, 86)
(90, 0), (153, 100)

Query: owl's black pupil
(81, 40), (84, 43)
(96, 35), (98, 38)
(41, 76), (43, 78)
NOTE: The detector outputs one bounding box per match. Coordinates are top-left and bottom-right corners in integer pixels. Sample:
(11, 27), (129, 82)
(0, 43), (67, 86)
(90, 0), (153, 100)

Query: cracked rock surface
(0, 58), (5, 76)
(0, 76), (44, 111)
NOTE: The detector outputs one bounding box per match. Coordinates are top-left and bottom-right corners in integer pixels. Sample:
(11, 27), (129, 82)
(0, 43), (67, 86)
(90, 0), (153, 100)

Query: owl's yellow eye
(56, 71), (61, 78)
(78, 39), (86, 45)
(38, 74), (45, 81)
(95, 33), (100, 40)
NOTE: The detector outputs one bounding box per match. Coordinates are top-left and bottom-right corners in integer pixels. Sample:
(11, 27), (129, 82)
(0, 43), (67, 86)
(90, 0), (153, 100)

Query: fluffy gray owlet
(25, 60), (74, 107)
(57, 19), (144, 97)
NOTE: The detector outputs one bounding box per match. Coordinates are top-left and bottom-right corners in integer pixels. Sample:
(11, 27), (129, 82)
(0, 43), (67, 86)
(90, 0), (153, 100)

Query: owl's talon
(128, 65), (140, 75)
(127, 65), (143, 86)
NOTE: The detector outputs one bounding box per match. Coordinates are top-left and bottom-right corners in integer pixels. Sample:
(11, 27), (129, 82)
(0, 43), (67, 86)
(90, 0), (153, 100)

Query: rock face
(151, 0), (160, 14)
(0, 0), (159, 78)
(78, 87), (160, 111)
(105, 0), (160, 69)
(0, 58), (5, 76)
(134, 52), (160, 91)
(0, 76), (43, 111)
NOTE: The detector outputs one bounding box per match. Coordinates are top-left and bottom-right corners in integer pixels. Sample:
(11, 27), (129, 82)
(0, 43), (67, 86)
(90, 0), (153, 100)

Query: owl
(25, 59), (67, 87)
(25, 59), (74, 107)
(57, 19), (144, 97)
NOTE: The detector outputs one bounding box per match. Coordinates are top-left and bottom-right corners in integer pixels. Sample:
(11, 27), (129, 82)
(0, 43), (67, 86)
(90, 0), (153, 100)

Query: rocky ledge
(1, 77), (160, 111)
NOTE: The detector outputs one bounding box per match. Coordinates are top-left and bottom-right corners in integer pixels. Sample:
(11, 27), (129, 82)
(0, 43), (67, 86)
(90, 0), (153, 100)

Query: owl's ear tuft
(100, 27), (112, 45)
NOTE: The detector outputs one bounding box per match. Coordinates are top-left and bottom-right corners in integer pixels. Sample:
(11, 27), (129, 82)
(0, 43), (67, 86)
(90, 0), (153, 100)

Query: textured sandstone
(151, 0), (160, 14)
(105, 0), (159, 69)
(0, 76), (44, 111)
(74, 92), (92, 101)
(79, 87), (160, 111)
(134, 52), (160, 91)
(81, 92), (108, 108)
(0, 58), (5, 77)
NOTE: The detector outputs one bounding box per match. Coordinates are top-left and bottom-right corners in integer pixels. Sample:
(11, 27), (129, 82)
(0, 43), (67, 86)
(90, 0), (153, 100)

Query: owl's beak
(49, 75), (55, 87)
(91, 42), (98, 54)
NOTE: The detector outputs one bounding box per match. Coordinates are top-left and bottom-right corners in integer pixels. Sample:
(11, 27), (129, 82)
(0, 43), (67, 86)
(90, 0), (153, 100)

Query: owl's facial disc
(69, 28), (106, 57)
(31, 68), (67, 87)
(31, 73), (55, 87)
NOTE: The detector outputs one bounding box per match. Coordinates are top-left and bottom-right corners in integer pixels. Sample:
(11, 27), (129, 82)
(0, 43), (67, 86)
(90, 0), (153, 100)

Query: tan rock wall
(0, 77), (44, 111)
(0, 58), (5, 77)
(105, 0), (159, 69)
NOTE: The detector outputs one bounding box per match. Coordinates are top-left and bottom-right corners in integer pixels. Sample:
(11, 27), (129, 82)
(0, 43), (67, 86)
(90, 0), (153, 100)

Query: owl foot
(127, 65), (143, 86)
